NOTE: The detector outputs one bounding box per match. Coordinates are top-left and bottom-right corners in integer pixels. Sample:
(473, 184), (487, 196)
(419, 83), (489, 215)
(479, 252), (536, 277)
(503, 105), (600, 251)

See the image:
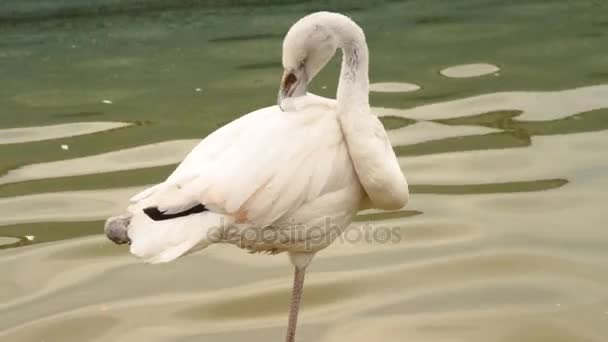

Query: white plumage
(126, 94), (365, 262)
(104, 11), (408, 342)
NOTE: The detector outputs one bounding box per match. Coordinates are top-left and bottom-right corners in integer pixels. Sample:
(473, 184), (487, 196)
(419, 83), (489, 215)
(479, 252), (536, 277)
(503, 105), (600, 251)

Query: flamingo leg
(285, 265), (307, 342)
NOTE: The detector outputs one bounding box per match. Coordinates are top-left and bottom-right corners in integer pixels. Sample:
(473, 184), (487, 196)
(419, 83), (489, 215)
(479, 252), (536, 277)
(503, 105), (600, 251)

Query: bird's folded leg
(104, 213), (132, 245)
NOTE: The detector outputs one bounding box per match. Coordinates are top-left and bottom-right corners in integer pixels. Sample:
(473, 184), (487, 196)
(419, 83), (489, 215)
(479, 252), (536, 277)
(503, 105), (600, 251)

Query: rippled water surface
(1, 0), (608, 341)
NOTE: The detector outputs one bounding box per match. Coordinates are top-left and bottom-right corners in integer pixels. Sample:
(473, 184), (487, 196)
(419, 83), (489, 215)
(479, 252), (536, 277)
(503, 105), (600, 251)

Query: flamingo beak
(278, 68), (308, 111)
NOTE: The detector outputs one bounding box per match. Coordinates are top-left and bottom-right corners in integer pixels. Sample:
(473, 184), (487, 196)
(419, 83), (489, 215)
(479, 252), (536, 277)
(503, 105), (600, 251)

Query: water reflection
(0, 236), (21, 248)
(374, 84), (608, 121)
(399, 130), (608, 185)
(388, 121), (500, 146)
(0, 186), (144, 226)
(0, 122), (131, 145)
(12, 89), (149, 107)
(439, 63), (500, 78)
(369, 82), (421, 93)
(0, 140), (198, 185)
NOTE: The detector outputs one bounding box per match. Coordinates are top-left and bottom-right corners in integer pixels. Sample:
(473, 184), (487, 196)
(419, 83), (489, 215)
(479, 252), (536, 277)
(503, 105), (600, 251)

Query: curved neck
(333, 22), (370, 114)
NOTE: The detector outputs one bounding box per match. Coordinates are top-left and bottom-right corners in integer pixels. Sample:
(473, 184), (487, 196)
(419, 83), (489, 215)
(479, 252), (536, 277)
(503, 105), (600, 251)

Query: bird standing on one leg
(105, 12), (408, 342)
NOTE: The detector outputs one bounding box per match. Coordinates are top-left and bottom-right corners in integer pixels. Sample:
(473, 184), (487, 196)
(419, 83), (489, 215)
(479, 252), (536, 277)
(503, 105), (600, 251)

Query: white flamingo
(105, 11), (408, 342)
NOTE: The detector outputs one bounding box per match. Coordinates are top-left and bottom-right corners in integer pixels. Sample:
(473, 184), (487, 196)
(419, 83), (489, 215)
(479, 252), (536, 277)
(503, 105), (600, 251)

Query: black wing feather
(143, 204), (207, 221)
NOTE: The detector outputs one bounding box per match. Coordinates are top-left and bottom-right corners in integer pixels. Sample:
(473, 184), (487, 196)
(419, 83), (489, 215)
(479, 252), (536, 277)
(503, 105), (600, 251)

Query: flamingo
(105, 11), (408, 342)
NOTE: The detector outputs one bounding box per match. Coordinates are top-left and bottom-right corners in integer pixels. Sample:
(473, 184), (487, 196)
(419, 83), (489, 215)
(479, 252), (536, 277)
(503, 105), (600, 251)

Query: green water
(1, 0), (608, 341)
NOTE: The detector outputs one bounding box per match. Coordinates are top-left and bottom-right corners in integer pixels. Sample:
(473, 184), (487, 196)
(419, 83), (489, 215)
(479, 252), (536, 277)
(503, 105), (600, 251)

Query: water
(1, 0), (608, 341)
